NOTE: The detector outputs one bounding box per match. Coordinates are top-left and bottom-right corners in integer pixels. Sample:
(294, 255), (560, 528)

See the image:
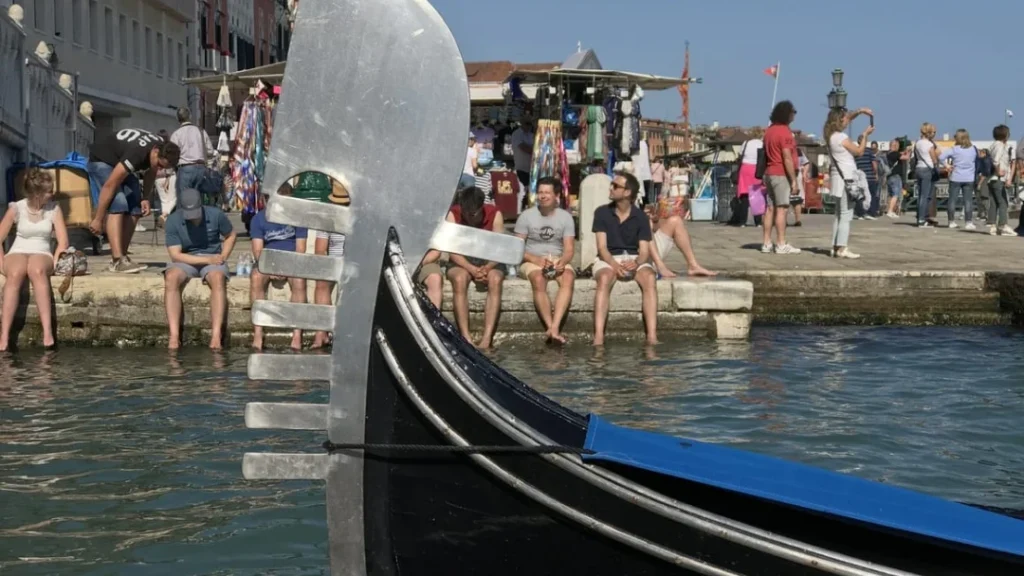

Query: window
(103, 7), (114, 57)
(72, 0), (82, 43)
(33, 0), (45, 31)
(118, 15), (127, 62)
(177, 42), (185, 77)
(144, 26), (152, 71)
(53, 4), (64, 38)
(132, 20), (140, 67)
(167, 37), (174, 79)
(88, 0), (99, 51)
(155, 32), (163, 76)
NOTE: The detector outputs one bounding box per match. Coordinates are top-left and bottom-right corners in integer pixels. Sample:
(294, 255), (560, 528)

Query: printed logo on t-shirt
(115, 129), (163, 172)
(264, 226), (297, 243)
(538, 225), (556, 241)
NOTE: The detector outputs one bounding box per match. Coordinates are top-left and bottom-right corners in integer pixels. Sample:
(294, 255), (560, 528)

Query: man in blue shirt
(163, 187), (237, 350)
(855, 142), (880, 218)
(249, 189), (308, 351)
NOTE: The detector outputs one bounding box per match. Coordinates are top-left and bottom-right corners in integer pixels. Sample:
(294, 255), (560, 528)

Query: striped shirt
(855, 150), (877, 183)
(316, 230), (345, 256)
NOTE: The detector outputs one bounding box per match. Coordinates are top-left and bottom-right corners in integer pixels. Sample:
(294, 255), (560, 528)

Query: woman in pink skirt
(731, 126), (764, 226)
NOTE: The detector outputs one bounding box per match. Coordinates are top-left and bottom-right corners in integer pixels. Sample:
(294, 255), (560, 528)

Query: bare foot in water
(687, 265), (717, 277)
(546, 330), (567, 344)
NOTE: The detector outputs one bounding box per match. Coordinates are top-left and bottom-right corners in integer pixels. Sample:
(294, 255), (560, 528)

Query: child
(0, 168), (70, 350)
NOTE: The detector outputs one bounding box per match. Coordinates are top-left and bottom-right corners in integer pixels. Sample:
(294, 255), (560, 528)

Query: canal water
(1, 326), (1022, 574)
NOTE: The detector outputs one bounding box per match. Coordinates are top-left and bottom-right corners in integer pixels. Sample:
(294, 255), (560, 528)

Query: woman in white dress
(0, 168), (70, 350)
(823, 107), (874, 259)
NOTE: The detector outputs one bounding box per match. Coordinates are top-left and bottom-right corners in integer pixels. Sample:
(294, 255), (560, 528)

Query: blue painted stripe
(582, 414), (1024, 557)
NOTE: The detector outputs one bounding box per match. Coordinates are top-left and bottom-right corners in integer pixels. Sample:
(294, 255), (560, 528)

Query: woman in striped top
(311, 230), (344, 349)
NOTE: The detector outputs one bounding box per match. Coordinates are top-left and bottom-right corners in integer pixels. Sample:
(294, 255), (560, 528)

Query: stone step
(731, 270), (988, 293)
(753, 290), (1008, 325)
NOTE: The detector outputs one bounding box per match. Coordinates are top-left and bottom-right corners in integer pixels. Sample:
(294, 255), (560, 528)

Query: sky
(429, 0), (1022, 141)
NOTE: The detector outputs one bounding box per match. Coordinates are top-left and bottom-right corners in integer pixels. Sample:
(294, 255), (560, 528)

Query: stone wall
(0, 275), (754, 347)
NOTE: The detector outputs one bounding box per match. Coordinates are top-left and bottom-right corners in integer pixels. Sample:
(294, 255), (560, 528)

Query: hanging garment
(585, 106), (607, 162)
(527, 119), (563, 207)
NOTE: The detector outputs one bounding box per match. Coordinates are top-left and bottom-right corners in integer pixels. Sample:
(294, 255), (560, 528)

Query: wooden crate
(12, 166), (93, 227)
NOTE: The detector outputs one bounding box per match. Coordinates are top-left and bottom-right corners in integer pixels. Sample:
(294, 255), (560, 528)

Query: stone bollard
(574, 173), (611, 271)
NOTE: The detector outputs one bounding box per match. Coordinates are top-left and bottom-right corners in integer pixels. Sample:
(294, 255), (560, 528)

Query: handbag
(731, 141), (749, 185)
(826, 133), (866, 201)
(753, 147), (767, 180)
(54, 248), (89, 303)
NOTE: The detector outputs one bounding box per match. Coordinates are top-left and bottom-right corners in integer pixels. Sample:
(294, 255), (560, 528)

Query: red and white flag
(763, 64), (779, 78)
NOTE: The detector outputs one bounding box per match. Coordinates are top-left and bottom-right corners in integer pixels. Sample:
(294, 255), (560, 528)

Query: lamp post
(827, 68), (847, 111)
(662, 128), (671, 162)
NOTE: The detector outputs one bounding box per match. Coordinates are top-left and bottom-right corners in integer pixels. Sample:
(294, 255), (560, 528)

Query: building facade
(5, 0), (193, 139)
(252, 0), (272, 67)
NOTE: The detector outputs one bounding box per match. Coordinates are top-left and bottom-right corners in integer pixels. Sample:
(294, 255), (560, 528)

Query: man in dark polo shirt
(591, 171), (658, 346)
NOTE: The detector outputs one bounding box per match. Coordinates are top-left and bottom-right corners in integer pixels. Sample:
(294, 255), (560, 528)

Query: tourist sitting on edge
(514, 176), (576, 343)
(88, 128), (180, 273)
(0, 168), (69, 351)
(645, 204), (716, 278)
(249, 187), (308, 351)
(592, 172), (659, 346)
(163, 188), (236, 350)
(446, 184), (505, 349)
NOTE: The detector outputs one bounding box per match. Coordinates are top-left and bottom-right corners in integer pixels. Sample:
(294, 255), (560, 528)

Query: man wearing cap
(248, 185), (308, 351)
(163, 188), (237, 350)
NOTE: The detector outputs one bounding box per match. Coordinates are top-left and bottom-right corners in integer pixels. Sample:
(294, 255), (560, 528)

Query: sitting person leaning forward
(592, 172), (659, 346)
(645, 205), (716, 278)
(446, 185), (505, 349)
(249, 189), (308, 351)
(163, 188), (237, 350)
(514, 176), (576, 343)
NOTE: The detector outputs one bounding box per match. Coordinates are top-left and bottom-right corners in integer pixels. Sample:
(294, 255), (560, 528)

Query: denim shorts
(87, 161), (142, 216)
(165, 262), (230, 283)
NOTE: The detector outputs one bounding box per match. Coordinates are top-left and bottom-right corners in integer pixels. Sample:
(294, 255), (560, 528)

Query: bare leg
(549, 269), (574, 343)
(106, 213), (125, 260)
(249, 269), (271, 350)
(0, 255), (28, 351)
(659, 216), (716, 277)
(124, 214), (140, 253)
(206, 271), (228, 350)
(527, 271), (554, 333)
(593, 268), (616, 346)
(26, 255), (55, 347)
(311, 280), (335, 348)
(478, 268), (504, 349)
(163, 268), (189, 349)
(793, 203), (803, 224)
(636, 267), (659, 345)
(423, 273), (443, 309)
(762, 205), (774, 246)
(774, 202), (788, 246)
(289, 277), (307, 350)
(447, 267), (473, 343)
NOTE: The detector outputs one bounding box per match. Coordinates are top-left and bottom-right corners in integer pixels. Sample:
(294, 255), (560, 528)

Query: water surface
(1, 326), (1022, 574)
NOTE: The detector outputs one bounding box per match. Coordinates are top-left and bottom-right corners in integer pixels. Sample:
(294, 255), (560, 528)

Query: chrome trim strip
(251, 301), (337, 332)
(428, 220), (525, 265)
(242, 453), (329, 480)
(248, 353), (332, 382)
(374, 327), (742, 576)
(258, 249), (345, 283)
(245, 402), (328, 430)
(383, 245), (915, 576)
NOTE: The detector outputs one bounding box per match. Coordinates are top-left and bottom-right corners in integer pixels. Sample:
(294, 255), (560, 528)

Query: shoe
(761, 243), (774, 253)
(123, 255), (148, 272)
(1000, 225), (1018, 236)
(864, 215), (877, 221)
(965, 222), (976, 231)
(774, 243), (801, 254)
(835, 249), (861, 259)
(948, 221), (958, 229)
(112, 258), (144, 274)
(990, 225), (999, 236)
(135, 223), (147, 232)
(918, 221), (931, 228)
(886, 212), (899, 219)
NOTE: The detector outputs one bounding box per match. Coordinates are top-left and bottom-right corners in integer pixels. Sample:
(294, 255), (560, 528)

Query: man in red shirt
(761, 100), (802, 254)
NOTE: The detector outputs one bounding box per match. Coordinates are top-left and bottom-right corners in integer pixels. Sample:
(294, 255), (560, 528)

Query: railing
(0, 8), (95, 165)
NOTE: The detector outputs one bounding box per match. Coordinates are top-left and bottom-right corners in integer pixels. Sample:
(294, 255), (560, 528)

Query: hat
(179, 188), (203, 220)
(468, 132), (476, 140)
(457, 173), (476, 191)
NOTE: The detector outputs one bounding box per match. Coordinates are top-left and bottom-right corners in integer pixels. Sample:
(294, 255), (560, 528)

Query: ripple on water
(1, 327), (1022, 574)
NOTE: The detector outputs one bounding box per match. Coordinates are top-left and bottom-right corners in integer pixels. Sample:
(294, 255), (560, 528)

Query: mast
(679, 40), (690, 151)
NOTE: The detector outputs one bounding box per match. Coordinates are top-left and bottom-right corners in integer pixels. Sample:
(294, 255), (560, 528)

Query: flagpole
(771, 61), (780, 110)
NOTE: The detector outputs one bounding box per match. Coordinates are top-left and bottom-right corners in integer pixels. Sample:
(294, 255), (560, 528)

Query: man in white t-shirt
(510, 119), (535, 208)
(463, 133), (478, 177)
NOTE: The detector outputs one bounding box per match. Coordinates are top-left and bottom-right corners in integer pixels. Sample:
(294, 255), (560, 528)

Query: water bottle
(507, 264), (517, 278)
(621, 250), (634, 280)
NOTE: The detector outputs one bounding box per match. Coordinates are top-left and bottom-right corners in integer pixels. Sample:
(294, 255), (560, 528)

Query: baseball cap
(179, 188), (203, 220)
(457, 173), (476, 191)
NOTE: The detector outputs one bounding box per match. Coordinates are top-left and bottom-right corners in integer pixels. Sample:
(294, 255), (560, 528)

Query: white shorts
(653, 230), (673, 260)
(592, 253), (655, 275)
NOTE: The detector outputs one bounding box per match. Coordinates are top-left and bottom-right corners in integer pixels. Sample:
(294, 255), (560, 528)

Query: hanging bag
(826, 133), (866, 202)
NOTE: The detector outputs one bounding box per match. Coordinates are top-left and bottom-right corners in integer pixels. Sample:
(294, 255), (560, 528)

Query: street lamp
(828, 68), (847, 111)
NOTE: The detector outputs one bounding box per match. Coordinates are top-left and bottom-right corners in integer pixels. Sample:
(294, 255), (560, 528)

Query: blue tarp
(4, 152), (97, 204)
(582, 413), (1024, 557)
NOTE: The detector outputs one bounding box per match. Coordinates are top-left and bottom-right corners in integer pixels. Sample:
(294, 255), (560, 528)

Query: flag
(1007, 109), (1015, 118)
(763, 64), (779, 79)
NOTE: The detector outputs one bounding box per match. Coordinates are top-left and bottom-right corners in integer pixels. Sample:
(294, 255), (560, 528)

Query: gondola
(241, 0), (1024, 574)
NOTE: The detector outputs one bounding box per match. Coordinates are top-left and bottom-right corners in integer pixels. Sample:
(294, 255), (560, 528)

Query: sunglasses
(610, 182), (627, 190)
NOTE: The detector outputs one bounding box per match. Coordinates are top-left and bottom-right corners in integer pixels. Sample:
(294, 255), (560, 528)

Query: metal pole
(72, 72), (80, 151)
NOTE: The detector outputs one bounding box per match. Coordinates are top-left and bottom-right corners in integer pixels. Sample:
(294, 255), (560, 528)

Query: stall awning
(184, 62), (287, 89)
(505, 68), (688, 91)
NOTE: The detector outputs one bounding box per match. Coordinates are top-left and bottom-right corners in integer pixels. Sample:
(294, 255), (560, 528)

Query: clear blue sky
(430, 0), (1021, 141)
